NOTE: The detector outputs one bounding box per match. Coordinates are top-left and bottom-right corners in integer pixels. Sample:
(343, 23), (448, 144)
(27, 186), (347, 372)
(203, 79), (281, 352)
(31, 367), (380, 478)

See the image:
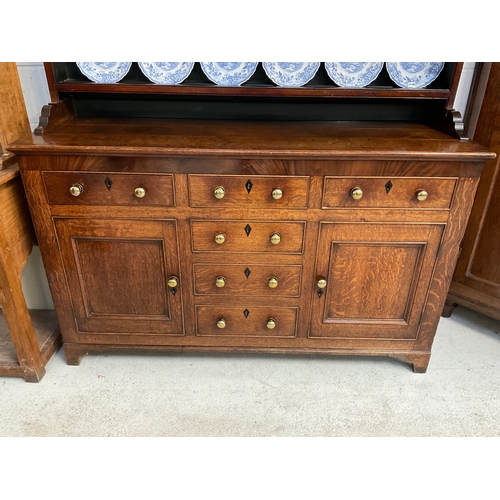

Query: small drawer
(43, 172), (175, 206)
(322, 177), (456, 209)
(188, 175), (309, 208)
(193, 264), (302, 297)
(195, 306), (298, 337)
(191, 220), (305, 253)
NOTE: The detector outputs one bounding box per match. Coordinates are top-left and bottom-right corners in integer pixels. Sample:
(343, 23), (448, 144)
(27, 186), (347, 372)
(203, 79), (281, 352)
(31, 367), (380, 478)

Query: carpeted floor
(1, 305), (499, 437)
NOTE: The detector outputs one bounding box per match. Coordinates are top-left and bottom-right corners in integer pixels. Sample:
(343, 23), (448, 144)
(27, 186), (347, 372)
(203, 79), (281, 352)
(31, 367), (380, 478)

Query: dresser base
(62, 342), (431, 373)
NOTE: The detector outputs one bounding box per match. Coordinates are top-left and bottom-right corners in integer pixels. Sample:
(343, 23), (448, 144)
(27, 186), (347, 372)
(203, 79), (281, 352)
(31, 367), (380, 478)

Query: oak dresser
(8, 62), (495, 372)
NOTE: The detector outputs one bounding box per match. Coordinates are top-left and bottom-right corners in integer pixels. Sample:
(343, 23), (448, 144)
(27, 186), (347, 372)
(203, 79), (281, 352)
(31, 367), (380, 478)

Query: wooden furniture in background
(444, 63), (500, 321)
(8, 63), (494, 373)
(0, 62), (59, 382)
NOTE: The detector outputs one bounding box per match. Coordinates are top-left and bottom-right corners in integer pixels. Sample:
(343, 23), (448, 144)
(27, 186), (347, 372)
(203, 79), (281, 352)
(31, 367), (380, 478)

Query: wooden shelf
(53, 81), (452, 100)
(0, 309), (60, 378)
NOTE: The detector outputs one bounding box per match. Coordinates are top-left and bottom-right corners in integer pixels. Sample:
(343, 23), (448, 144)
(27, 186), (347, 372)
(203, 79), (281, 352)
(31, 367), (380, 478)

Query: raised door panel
(53, 218), (183, 335)
(311, 223), (444, 339)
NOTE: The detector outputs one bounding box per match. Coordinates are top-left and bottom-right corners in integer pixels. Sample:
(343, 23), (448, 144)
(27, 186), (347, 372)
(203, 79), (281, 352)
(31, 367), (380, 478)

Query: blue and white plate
(325, 62), (383, 87)
(138, 62), (194, 84)
(386, 62), (444, 89)
(263, 62), (320, 87)
(200, 62), (258, 86)
(76, 62), (132, 83)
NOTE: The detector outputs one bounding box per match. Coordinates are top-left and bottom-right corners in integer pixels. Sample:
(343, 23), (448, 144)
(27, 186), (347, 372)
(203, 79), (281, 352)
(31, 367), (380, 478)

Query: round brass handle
(214, 186), (225, 199)
(215, 276), (226, 288)
(216, 317), (226, 329)
(270, 232), (281, 245)
(317, 279), (327, 289)
(272, 188), (283, 200)
(134, 187), (146, 198)
(215, 233), (226, 244)
(167, 276), (179, 288)
(69, 183), (84, 197)
(350, 187), (363, 200)
(266, 318), (276, 330)
(268, 277), (278, 288)
(416, 189), (428, 201)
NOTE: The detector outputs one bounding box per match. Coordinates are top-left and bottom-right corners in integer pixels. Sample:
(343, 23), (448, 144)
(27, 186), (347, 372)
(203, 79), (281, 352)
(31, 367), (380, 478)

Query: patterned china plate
(386, 62), (444, 88)
(263, 62), (320, 87)
(325, 62), (384, 87)
(200, 62), (258, 86)
(138, 62), (194, 84)
(76, 62), (132, 83)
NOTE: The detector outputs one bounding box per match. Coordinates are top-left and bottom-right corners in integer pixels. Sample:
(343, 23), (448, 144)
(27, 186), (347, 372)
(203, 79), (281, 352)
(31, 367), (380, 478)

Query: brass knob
(270, 232), (281, 245)
(134, 187), (146, 198)
(272, 188), (283, 200)
(266, 318), (276, 329)
(416, 189), (428, 201)
(214, 186), (225, 199)
(216, 317), (226, 329)
(215, 276), (226, 288)
(317, 279), (327, 288)
(268, 277), (278, 288)
(350, 187), (363, 200)
(168, 276), (179, 288)
(69, 183), (84, 197)
(215, 233), (226, 244)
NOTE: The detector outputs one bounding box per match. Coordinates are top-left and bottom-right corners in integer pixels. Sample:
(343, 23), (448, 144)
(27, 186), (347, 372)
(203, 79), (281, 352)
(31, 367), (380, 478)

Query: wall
(14, 62), (477, 310)
(16, 62), (53, 309)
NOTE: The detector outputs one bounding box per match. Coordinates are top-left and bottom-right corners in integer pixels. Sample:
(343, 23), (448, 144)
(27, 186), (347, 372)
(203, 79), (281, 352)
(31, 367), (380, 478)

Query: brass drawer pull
(317, 279), (327, 288)
(266, 318), (276, 329)
(214, 186), (225, 199)
(416, 189), (428, 201)
(215, 276), (226, 288)
(270, 232), (281, 245)
(216, 317), (226, 329)
(272, 188), (283, 200)
(70, 183), (84, 197)
(268, 277), (278, 288)
(168, 276), (179, 288)
(134, 187), (146, 198)
(350, 187), (363, 200)
(215, 233), (226, 244)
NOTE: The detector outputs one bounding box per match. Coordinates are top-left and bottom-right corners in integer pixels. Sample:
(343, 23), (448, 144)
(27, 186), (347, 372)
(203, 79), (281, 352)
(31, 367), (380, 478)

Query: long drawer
(43, 172), (175, 206)
(188, 174), (309, 208)
(191, 220), (306, 253)
(322, 177), (456, 209)
(193, 264), (302, 297)
(195, 306), (298, 337)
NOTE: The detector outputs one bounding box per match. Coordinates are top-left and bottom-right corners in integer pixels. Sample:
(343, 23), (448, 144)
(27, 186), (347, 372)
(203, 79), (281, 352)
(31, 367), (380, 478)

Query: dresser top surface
(9, 116), (495, 161)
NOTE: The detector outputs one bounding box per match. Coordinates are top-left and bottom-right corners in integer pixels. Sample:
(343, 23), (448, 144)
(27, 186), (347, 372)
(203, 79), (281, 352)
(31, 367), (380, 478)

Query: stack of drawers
(188, 174), (309, 338)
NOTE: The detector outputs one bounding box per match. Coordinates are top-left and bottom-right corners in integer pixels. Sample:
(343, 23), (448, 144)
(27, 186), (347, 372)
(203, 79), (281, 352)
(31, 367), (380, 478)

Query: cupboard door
(54, 218), (183, 335)
(311, 223), (444, 339)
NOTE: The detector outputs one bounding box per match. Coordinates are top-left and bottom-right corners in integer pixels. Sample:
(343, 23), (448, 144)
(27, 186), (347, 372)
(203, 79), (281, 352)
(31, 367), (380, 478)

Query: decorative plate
(76, 62), (132, 83)
(324, 62), (384, 87)
(200, 62), (258, 86)
(262, 62), (320, 87)
(138, 62), (194, 84)
(386, 62), (445, 89)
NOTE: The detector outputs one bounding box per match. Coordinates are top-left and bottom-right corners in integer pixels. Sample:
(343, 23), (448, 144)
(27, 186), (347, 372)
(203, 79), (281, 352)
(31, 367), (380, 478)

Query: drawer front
(43, 172), (175, 206)
(195, 306), (298, 337)
(188, 175), (309, 208)
(322, 177), (456, 209)
(193, 264), (302, 297)
(191, 220), (305, 253)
